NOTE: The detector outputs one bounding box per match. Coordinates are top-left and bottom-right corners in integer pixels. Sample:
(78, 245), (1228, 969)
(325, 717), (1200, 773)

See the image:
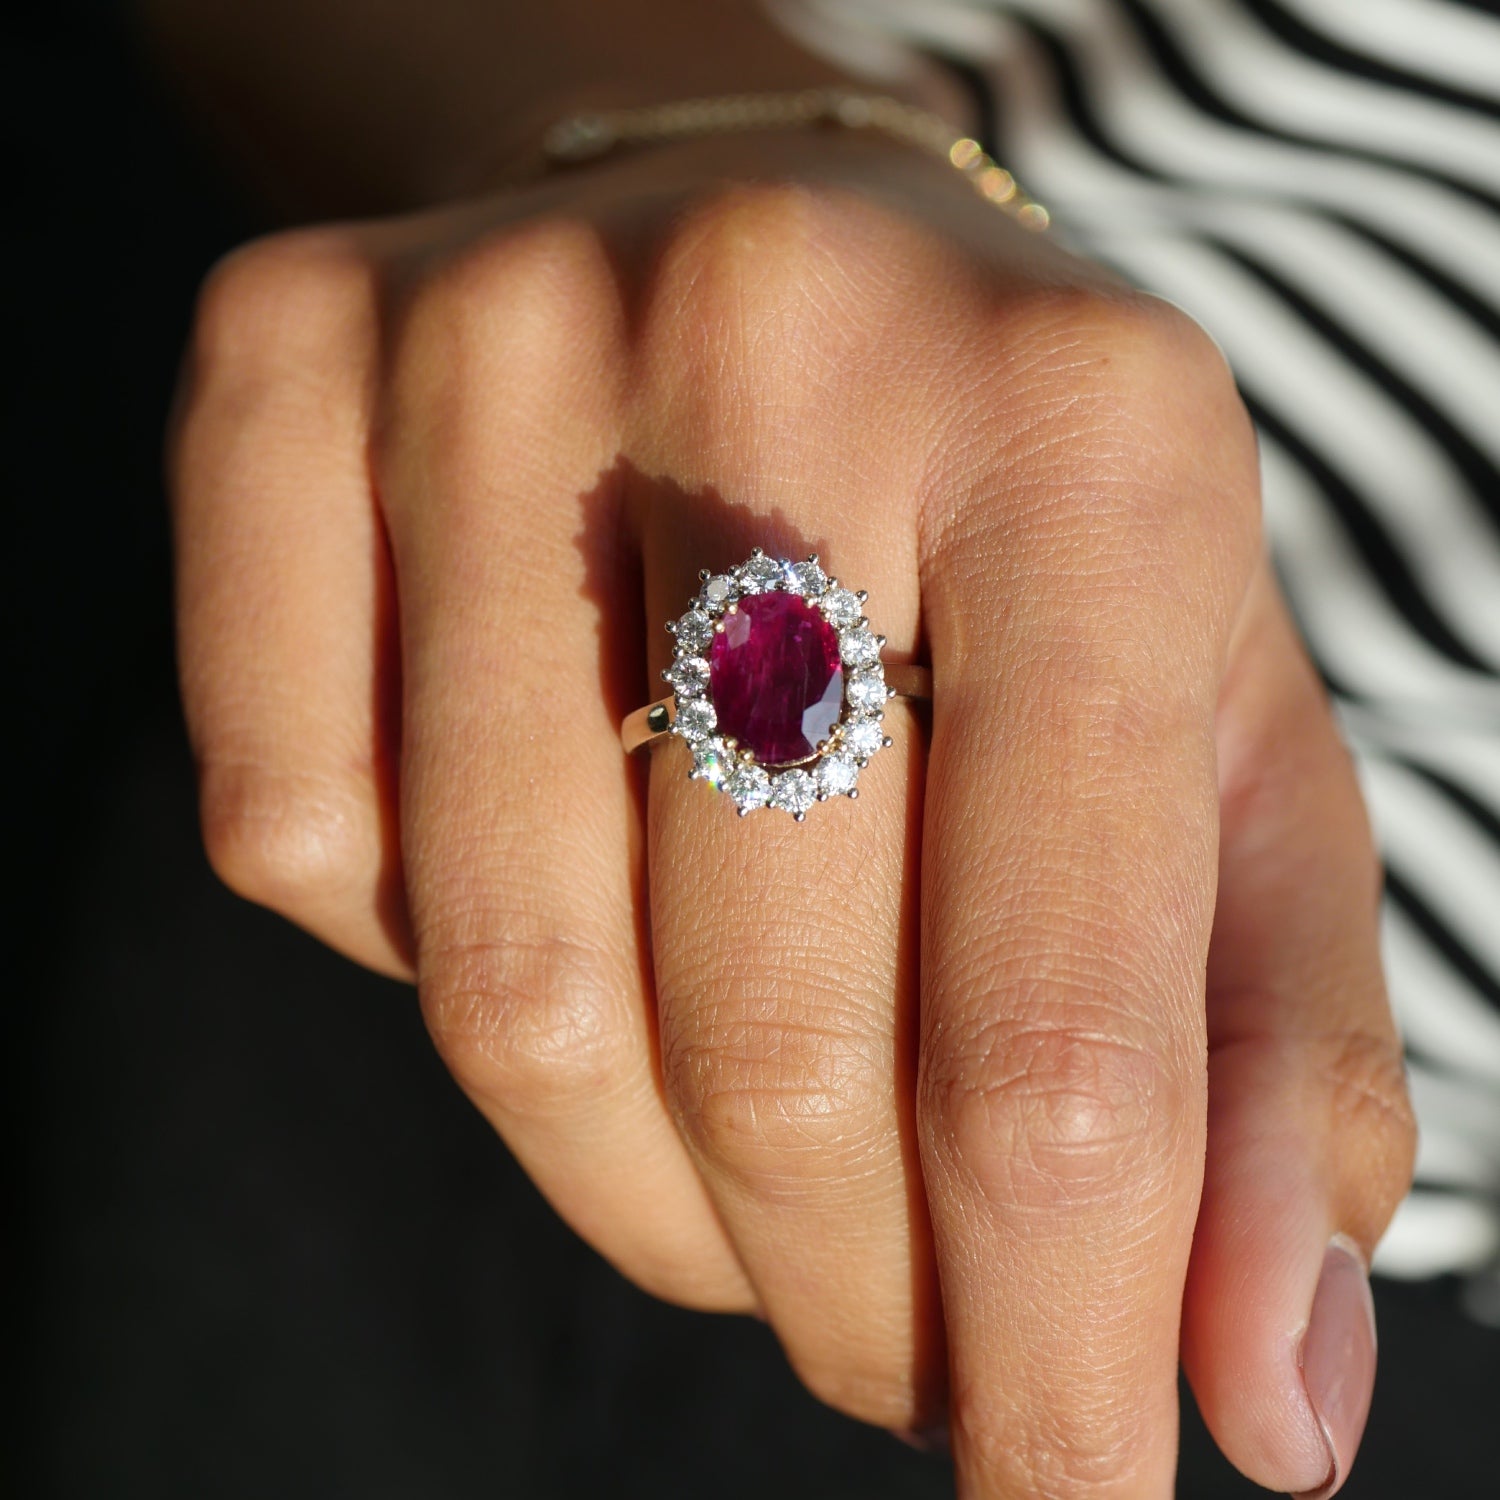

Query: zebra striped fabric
(770, 0), (1500, 1312)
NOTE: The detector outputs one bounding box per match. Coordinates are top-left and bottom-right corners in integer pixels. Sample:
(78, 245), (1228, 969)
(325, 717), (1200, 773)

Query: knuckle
(956, 1386), (1140, 1500)
(943, 286), (1256, 541)
(663, 988), (890, 1200)
(643, 181), (881, 379)
(418, 926), (630, 1119)
(924, 287), (1259, 687)
(199, 758), (372, 916)
(923, 1009), (1188, 1211)
(397, 217), (614, 383)
(380, 220), (619, 501)
(997, 285), (1235, 416)
(191, 229), (373, 386)
(664, 178), (850, 288)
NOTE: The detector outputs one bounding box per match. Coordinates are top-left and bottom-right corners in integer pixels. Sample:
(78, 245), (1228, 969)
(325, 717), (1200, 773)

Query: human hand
(170, 127), (1415, 1496)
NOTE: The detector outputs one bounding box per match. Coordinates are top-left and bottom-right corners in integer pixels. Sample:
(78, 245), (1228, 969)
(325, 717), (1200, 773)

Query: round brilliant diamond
(675, 698), (717, 741)
(820, 588), (863, 628)
(667, 656), (710, 699)
(789, 559), (827, 597)
(693, 737), (733, 788)
(768, 770), (817, 816)
(846, 671), (888, 713)
(840, 628), (881, 668)
(674, 609), (714, 653)
(736, 555), (785, 593)
(815, 755), (859, 797)
(725, 763), (771, 811)
(842, 719), (886, 759)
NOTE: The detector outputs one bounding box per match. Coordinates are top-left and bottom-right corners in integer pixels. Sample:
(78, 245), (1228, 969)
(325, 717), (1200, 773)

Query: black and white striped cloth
(769, 0), (1500, 1314)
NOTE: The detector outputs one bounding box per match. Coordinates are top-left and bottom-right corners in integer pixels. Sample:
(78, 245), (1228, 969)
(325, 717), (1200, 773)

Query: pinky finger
(170, 230), (411, 978)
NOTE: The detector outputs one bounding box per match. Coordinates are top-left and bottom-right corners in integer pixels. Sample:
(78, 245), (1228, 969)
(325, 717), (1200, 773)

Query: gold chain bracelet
(541, 87), (1050, 230)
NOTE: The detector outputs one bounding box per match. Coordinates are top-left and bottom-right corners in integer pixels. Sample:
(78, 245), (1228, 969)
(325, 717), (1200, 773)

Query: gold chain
(541, 87), (1050, 230)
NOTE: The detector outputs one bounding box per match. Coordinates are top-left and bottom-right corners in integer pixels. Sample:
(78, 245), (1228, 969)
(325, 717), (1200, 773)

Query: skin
(150, 2), (1418, 1494)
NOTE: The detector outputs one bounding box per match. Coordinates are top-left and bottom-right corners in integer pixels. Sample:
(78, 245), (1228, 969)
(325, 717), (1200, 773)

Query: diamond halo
(662, 549), (896, 819)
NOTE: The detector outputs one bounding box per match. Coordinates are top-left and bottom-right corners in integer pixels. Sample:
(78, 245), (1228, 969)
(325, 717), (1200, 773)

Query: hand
(170, 127), (1415, 1496)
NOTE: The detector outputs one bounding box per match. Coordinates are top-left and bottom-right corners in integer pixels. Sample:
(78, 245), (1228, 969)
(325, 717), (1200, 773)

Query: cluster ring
(621, 549), (930, 819)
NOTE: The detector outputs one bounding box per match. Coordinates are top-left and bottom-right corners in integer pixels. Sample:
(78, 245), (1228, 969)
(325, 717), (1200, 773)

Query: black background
(7, 7), (1497, 1497)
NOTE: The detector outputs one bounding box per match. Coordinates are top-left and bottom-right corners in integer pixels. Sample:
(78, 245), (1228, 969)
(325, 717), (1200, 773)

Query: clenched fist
(171, 122), (1413, 1498)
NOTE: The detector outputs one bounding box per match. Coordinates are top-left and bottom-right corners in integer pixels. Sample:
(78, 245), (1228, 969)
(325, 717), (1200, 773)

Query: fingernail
(1294, 1236), (1377, 1499)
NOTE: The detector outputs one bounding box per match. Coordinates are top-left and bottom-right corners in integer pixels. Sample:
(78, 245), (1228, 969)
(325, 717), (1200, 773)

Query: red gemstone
(708, 592), (844, 765)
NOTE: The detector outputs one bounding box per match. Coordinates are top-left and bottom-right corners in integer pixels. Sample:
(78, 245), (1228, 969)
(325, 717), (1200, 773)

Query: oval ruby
(708, 592), (844, 765)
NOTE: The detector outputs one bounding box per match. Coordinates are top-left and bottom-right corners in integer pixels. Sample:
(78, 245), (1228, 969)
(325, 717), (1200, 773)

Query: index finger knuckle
(930, 289), (1258, 567)
(995, 287), (1244, 446)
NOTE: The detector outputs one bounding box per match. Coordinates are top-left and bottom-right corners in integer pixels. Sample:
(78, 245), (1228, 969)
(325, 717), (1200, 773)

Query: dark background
(7, 8), (1497, 1497)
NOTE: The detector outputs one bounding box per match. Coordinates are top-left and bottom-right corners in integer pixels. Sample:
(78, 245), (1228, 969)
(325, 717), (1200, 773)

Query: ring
(621, 549), (930, 819)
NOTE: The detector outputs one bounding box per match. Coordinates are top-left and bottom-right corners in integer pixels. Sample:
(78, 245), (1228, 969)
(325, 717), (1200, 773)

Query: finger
(171, 230), (411, 978)
(383, 222), (750, 1310)
(1181, 562), (1416, 1498)
(630, 186), (941, 1429)
(915, 299), (1260, 1496)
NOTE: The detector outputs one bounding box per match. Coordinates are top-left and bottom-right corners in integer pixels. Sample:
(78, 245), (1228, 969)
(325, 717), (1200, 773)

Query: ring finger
(630, 190), (941, 1427)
